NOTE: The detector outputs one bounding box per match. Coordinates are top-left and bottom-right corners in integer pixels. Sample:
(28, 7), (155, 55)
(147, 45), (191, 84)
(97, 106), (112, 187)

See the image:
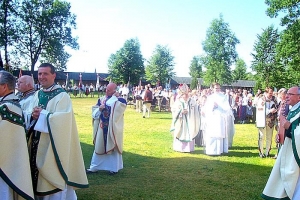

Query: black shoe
(143, 116), (145, 118)
(108, 171), (118, 175)
(86, 169), (96, 174)
(259, 153), (266, 158)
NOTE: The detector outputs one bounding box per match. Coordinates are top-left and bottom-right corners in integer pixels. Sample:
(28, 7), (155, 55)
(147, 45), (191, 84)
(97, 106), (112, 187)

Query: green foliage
(0, 0), (78, 72)
(145, 45), (175, 86)
(251, 25), (281, 89)
(190, 76), (198, 90)
(264, 0), (300, 87)
(108, 38), (145, 85)
(189, 56), (204, 89)
(245, 72), (255, 81)
(0, 0), (19, 69)
(265, 0), (300, 27)
(189, 55), (204, 78)
(202, 14), (239, 85)
(232, 58), (247, 81)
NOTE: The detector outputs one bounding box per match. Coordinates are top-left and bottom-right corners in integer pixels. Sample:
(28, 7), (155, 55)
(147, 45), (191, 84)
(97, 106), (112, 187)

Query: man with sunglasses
(262, 86), (300, 200)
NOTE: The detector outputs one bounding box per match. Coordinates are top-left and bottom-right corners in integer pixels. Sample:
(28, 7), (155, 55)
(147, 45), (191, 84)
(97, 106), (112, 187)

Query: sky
(66, 0), (282, 77)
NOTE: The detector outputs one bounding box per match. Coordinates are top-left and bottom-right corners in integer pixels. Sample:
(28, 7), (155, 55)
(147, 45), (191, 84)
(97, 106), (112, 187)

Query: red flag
(19, 69), (22, 78)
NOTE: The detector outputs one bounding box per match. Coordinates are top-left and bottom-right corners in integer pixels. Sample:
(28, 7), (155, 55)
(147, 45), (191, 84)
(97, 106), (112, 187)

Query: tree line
(1, 0), (299, 89)
(0, 0), (78, 73)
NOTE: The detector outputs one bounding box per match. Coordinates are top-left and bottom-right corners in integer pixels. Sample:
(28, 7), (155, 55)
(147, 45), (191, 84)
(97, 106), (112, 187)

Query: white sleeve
(34, 109), (49, 133)
(92, 106), (101, 119)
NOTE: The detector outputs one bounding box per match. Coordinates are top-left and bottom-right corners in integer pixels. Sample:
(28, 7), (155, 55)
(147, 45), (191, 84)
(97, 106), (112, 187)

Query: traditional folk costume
(0, 93), (34, 200)
(88, 96), (127, 173)
(262, 102), (300, 200)
(204, 92), (231, 155)
(170, 84), (200, 152)
(26, 85), (88, 198)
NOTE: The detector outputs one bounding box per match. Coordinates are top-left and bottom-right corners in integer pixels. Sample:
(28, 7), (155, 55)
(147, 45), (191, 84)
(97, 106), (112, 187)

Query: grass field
(71, 97), (277, 200)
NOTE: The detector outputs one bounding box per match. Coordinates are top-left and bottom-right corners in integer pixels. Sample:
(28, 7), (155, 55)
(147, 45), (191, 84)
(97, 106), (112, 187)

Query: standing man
(120, 83), (129, 101)
(90, 83), (95, 98)
(135, 85), (144, 113)
(142, 85), (153, 118)
(203, 82), (232, 156)
(87, 82), (127, 175)
(262, 86), (300, 199)
(0, 71), (34, 200)
(170, 83), (200, 152)
(17, 75), (36, 127)
(27, 63), (88, 198)
(257, 88), (278, 158)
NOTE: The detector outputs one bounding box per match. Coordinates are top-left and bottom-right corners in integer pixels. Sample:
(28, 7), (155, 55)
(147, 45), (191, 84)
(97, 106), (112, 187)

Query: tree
(232, 58), (247, 81)
(145, 45), (175, 86)
(202, 14), (239, 85)
(13, 0), (78, 73)
(265, 0), (300, 87)
(189, 55), (205, 89)
(251, 25), (281, 89)
(0, 0), (19, 71)
(108, 38), (145, 85)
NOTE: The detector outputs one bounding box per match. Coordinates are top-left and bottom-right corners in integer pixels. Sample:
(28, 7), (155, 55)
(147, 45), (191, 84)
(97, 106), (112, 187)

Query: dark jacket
(144, 89), (153, 103)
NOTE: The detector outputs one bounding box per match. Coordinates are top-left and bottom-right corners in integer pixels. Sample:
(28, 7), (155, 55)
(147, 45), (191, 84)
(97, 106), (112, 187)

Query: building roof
(171, 77), (203, 85)
(224, 80), (256, 88)
(65, 72), (109, 81)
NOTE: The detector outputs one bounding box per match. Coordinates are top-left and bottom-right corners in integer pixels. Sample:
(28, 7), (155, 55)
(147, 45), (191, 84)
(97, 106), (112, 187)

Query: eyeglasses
(214, 88), (221, 90)
(287, 93), (299, 96)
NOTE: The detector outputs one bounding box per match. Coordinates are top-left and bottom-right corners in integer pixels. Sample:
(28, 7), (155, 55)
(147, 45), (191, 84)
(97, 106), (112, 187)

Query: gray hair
(0, 70), (16, 90)
(278, 88), (287, 94)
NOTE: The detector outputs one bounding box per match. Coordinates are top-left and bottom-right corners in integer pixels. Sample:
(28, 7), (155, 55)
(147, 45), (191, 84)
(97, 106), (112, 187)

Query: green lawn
(72, 97), (276, 200)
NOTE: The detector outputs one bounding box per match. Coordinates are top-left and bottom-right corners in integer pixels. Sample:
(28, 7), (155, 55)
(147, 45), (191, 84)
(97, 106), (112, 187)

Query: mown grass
(71, 96), (276, 200)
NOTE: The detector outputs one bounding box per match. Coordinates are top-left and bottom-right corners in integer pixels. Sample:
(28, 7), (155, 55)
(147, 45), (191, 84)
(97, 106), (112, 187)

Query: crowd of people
(1, 64), (299, 199)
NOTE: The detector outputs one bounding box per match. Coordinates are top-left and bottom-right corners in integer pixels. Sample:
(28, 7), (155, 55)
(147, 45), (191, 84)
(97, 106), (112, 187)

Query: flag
(79, 73), (83, 88)
(65, 73), (69, 88)
(96, 73), (99, 85)
(19, 69), (22, 78)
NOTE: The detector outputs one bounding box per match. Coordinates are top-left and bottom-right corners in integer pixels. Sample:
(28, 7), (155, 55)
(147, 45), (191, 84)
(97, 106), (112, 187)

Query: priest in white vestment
(204, 83), (231, 155)
(170, 83), (200, 152)
(17, 75), (36, 129)
(87, 83), (127, 175)
(27, 63), (88, 199)
(0, 71), (34, 200)
(262, 86), (300, 200)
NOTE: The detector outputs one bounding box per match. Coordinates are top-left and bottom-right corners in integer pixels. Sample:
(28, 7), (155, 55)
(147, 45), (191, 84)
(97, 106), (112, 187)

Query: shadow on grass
(230, 146), (258, 151)
(225, 150), (259, 157)
(157, 117), (173, 120)
(79, 142), (273, 200)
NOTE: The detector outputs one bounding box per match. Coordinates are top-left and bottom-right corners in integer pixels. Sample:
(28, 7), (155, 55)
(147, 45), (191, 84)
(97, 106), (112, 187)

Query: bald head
(106, 83), (117, 96)
(286, 86), (300, 106)
(17, 75), (34, 93)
